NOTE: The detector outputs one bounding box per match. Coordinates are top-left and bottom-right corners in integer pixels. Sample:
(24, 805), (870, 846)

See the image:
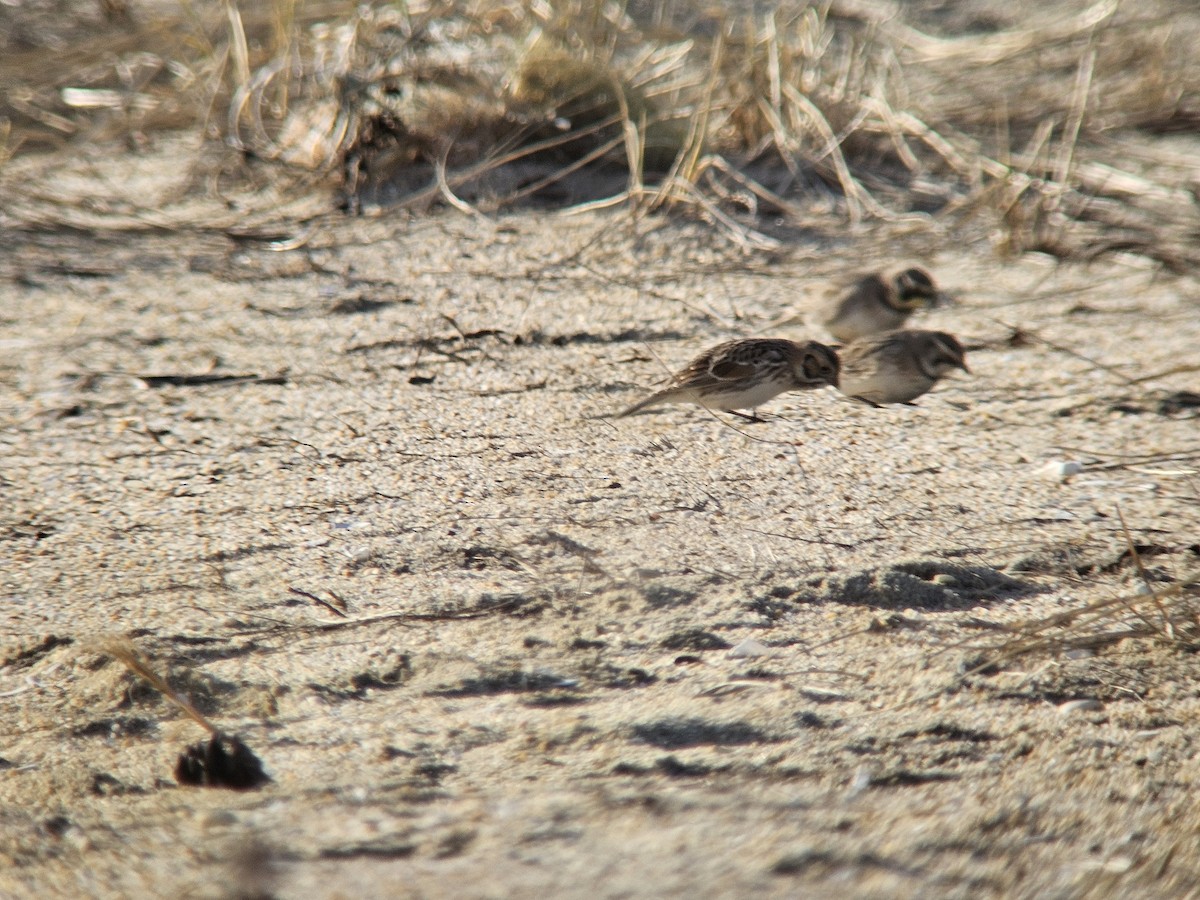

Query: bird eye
(900, 268), (937, 299)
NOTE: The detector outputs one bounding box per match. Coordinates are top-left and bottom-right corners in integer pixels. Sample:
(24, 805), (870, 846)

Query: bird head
(892, 267), (941, 310)
(922, 331), (969, 377)
(798, 341), (840, 389)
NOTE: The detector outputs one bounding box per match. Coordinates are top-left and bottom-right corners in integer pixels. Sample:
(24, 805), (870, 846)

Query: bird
(776, 266), (944, 343)
(616, 338), (840, 422)
(837, 329), (969, 406)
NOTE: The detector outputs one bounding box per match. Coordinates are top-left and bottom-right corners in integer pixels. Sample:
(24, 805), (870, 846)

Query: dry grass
(962, 568), (1200, 683)
(1, 0), (1199, 262)
(966, 502), (1200, 675)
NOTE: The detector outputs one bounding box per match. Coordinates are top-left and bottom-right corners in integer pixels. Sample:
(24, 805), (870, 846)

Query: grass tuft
(1, 0), (1198, 263)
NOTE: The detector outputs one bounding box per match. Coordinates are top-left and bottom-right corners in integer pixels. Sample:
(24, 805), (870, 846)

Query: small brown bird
(838, 330), (969, 406)
(776, 266), (944, 342)
(820, 266), (943, 342)
(617, 338), (840, 422)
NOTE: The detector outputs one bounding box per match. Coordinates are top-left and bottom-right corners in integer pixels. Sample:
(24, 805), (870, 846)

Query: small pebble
(63, 828), (92, 852)
(846, 767), (873, 796)
(1041, 460), (1084, 481)
(728, 639), (772, 659)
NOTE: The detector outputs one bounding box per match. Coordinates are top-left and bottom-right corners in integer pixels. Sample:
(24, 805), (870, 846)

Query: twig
(989, 317), (1138, 385)
(245, 594), (541, 635)
(1115, 505), (1173, 638)
(288, 586), (347, 618)
(102, 640), (217, 734)
(435, 151), (491, 222)
(1051, 45), (1097, 195)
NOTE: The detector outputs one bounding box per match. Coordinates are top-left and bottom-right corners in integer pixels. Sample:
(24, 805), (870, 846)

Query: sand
(2, 138), (1200, 900)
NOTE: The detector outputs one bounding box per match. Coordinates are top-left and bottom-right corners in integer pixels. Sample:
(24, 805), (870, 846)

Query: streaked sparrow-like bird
(617, 338), (840, 422)
(777, 266), (944, 343)
(838, 329), (969, 406)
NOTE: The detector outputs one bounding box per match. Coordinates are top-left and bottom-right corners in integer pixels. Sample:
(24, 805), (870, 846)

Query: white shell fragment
(1041, 460), (1084, 481)
(1058, 698), (1104, 714)
(846, 767), (873, 796)
(727, 638), (773, 659)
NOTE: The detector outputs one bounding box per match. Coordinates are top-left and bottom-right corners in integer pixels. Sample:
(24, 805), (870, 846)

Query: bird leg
(852, 396), (883, 409)
(727, 409), (767, 424)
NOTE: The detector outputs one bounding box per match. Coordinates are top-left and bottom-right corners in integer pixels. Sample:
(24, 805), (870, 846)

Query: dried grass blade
(102, 639), (217, 734)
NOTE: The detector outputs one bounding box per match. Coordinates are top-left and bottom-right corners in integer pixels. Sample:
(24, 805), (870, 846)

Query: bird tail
(614, 390), (670, 418)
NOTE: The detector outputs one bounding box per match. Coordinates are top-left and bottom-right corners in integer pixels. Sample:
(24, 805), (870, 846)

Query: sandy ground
(2, 177), (1200, 898)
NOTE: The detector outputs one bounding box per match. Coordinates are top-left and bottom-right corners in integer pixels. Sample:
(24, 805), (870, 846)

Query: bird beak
(958, 359), (971, 374)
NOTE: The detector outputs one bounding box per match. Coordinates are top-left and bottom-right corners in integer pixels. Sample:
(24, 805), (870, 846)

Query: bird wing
(705, 339), (791, 382)
(670, 343), (757, 388)
(707, 357), (759, 380)
(837, 335), (889, 368)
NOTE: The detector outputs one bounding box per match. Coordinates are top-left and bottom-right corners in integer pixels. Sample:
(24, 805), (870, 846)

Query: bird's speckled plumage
(838, 329), (969, 406)
(617, 338), (840, 420)
(819, 266), (942, 343)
